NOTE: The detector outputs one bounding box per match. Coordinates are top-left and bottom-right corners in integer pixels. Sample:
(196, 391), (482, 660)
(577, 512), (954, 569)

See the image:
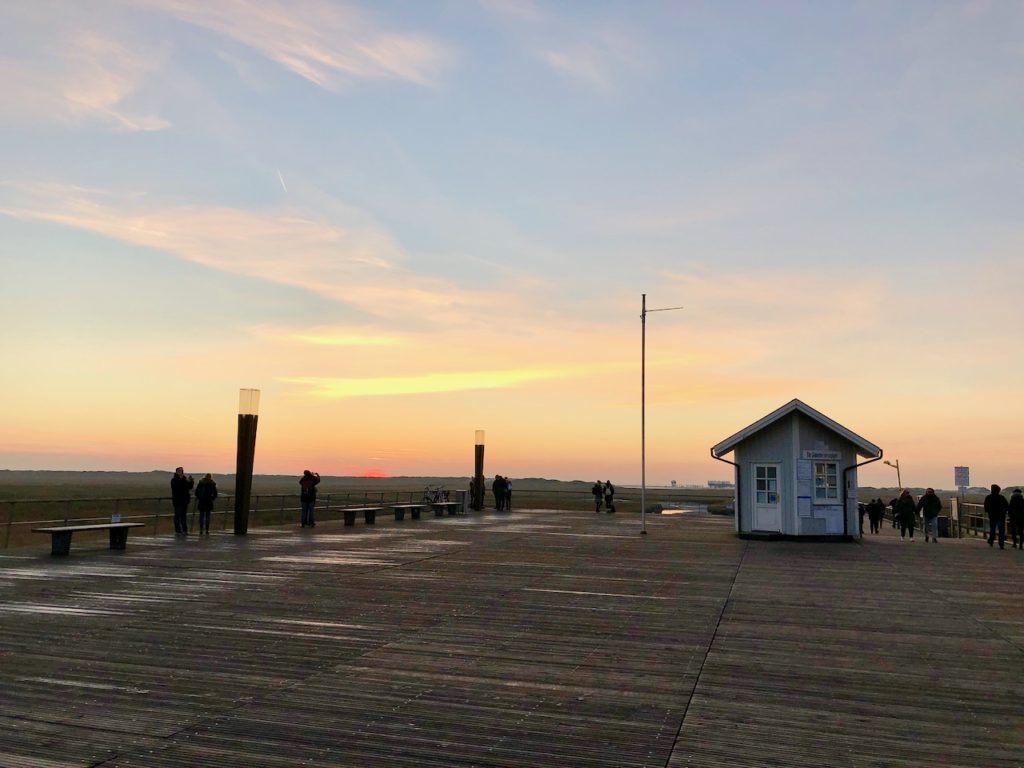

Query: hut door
(752, 464), (782, 532)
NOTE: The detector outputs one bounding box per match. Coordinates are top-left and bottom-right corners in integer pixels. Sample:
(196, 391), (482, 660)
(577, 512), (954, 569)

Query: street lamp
(234, 388), (260, 535)
(883, 458), (902, 489)
(641, 294), (684, 535)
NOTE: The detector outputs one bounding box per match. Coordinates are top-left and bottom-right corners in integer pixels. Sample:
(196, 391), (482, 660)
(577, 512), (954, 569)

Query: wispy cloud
(0, 31), (169, 131)
(280, 363), (615, 399)
(260, 325), (404, 347)
(0, 183), (497, 323)
(141, 0), (449, 88)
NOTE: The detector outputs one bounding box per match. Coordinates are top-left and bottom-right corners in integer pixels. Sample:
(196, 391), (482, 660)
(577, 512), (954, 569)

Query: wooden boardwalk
(0, 509), (1021, 767)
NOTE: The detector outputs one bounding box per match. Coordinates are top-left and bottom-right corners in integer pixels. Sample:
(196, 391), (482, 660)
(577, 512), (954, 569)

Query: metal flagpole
(640, 295), (684, 536)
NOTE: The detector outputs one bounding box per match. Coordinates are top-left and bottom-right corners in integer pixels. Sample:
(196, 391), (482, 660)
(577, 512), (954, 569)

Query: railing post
(154, 498), (161, 535)
(280, 495), (286, 525)
(4, 501), (14, 549)
(64, 499), (71, 525)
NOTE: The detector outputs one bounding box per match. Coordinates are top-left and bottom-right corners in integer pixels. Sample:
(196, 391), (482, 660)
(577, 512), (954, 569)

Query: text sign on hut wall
(803, 450), (841, 461)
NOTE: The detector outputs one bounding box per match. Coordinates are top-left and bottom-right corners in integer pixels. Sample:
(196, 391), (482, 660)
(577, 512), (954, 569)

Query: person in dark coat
(917, 488), (943, 543)
(895, 490), (917, 541)
(867, 498), (884, 534)
(299, 470), (320, 528)
(170, 467), (194, 535)
(889, 497), (899, 529)
(504, 477), (512, 511)
(985, 484), (1009, 549)
(194, 473), (217, 535)
(1009, 489), (1024, 550)
(492, 475), (507, 510)
(603, 480), (615, 513)
(592, 481), (604, 513)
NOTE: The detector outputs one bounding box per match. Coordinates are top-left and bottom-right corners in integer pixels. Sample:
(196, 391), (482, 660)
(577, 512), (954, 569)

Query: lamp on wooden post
(472, 430), (485, 511)
(234, 388), (260, 535)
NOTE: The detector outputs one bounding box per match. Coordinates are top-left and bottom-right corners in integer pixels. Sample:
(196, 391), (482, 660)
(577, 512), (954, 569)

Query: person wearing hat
(170, 467), (194, 535)
(299, 470), (320, 528)
(1008, 488), (1024, 550)
(984, 484), (1009, 549)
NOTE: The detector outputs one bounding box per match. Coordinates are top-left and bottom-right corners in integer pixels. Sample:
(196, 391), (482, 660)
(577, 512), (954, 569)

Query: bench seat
(32, 523), (147, 557)
(391, 504), (426, 521)
(341, 507), (383, 526)
(430, 501), (462, 517)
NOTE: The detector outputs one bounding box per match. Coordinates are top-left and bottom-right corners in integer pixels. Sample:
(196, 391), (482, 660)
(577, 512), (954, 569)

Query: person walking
(170, 467), (194, 535)
(867, 498), (884, 534)
(592, 481), (604, 513)
(1008, 489), (1024, 550)
(194, 473), (217, 535)
(889, 497), (899, 529)
(603, 480), (616, 513)
(299, 470), (320, 528)
(895, 490), (917, 541)
(985, 484), (1009, 549)
(917, 488), (942, 543)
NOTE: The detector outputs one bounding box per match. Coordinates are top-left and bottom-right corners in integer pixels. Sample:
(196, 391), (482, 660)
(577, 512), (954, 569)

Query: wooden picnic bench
(32, 522), (147, 557)
(431, 501), (462, 517)
(391, 503), (426, 521)
(342, 507), (383, 526)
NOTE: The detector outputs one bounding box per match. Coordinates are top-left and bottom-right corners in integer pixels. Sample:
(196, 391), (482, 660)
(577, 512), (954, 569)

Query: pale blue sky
(1, 1), (1022, 486)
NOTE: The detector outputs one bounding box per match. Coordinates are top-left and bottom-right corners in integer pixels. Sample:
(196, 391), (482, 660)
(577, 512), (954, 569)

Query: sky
(1, 0), (1022, 489)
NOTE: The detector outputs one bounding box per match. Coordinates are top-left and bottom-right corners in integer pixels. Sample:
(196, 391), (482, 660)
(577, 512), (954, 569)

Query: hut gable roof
(711, 399), (881, 459)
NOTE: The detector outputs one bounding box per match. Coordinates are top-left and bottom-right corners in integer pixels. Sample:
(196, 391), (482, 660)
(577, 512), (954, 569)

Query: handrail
(2, 487), (732, 549)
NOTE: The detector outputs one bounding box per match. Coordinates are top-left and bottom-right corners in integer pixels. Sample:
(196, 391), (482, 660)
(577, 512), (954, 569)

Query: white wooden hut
(710, 399), (882, 539)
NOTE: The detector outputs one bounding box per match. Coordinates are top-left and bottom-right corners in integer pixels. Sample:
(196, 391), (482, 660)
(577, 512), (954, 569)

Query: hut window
(814, 462), (838, 501)
(755, 465), (778, 504)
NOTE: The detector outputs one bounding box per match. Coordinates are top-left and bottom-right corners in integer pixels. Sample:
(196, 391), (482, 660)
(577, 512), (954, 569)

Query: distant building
(707, 480), (735, 489)
(711, 399), (882, 540)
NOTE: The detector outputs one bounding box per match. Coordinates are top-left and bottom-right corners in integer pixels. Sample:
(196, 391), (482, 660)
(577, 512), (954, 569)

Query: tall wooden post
(472, 430), (485, 511)
(234, 388), (260, 535)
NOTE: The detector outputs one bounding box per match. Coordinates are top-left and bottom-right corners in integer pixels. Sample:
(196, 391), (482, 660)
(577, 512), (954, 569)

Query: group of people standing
(591, 480), (615, 513)
(862, 484), (1024, 549)
(492, 475), (512, 511)
(984, 484), (1024, 550)
(170, 467), (217, 535)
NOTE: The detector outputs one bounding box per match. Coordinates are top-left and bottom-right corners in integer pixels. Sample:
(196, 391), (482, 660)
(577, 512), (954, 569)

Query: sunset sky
(2, 1), (1022, 489)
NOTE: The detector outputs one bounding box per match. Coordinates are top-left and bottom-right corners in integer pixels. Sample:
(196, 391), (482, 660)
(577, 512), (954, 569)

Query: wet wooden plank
(0, 511), (1020, 767)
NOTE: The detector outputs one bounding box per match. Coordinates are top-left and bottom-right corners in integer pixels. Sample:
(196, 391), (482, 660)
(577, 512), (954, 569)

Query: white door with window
(752, 464), (782, 532)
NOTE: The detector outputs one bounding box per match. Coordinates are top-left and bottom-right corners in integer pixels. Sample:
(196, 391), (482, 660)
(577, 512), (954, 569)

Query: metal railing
(1, 486), (731, 549)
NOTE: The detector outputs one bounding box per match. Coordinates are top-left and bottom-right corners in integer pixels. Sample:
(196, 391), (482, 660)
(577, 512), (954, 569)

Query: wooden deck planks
(0, 511), (1020, 767)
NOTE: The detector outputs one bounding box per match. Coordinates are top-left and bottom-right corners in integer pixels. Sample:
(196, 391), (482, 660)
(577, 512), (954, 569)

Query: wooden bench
(391, 503), (426, 521)
(342, 507), (383, 526)
(430, 501), (462, 517)
(32, 522), (147, 557)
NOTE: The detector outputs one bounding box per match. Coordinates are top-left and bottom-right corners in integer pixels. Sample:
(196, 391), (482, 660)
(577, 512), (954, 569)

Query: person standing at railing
(984, 484), (1009, 549)
(504, 478), (512, 511)
(1009, 489), (1024, 550)
(592, 481), (604, 513)
(917, 488), (942, 543)
(895, 489), (917, 541)
(195, 474), (217, 535)
(170, 467), (194, 535)
(888, 496), (899, 529)
(299, 470), (320, 528)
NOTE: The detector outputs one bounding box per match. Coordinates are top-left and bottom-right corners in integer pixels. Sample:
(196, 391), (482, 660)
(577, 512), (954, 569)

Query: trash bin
(938, 515), (951, 538)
